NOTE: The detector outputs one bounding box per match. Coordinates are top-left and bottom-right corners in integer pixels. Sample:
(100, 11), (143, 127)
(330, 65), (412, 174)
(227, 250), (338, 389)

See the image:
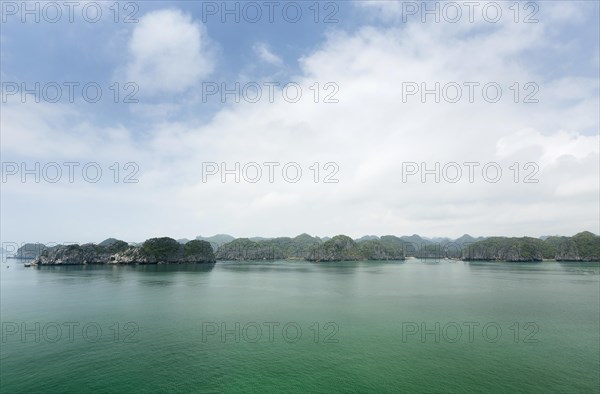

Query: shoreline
(5, 256), (600, 266)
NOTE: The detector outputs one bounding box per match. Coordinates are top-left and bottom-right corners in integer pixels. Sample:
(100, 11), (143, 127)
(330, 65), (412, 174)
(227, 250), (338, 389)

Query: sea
(1, 258), (599, 392)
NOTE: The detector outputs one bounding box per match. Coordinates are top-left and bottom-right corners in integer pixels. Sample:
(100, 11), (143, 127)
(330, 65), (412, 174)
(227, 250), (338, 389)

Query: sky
(1, 0), (599, 245)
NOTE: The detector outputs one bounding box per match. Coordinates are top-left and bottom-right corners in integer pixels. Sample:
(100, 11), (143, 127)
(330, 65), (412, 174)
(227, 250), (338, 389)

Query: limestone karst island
(14, 231), (600, 265)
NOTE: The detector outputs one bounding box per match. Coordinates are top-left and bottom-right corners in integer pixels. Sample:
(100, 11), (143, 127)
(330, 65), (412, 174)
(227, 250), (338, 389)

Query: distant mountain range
(193, 234), (236, 250)
(10, 232), (600, 263)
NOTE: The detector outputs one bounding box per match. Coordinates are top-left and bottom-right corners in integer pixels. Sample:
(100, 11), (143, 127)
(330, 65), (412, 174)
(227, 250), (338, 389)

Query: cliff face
(32, 238), (215, 265)
(215, 238), (281, 260)
(15, 243), (47, 259)
(462, 237), (544, 262)
(34, 244), (115, 265)
(358, 239), (405, 261)
(551, 237), (580, 261)
(214, 235), (323, 260)
(462, 232), (600, 262)
(553, 232), (600, 261)
(307, 235), (361, 262)
(307, 235), (405, 262)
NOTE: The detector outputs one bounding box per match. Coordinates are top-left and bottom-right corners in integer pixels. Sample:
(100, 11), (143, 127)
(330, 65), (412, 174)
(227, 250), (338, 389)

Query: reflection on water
(465, 260), (600, 274)
(557, 261), (600, 275)
(32, 262), (216, 274)
(216, 259), (409, 277)
(12, 259), (598, 282)
(21, 263), (216, 287)
(217, 260), (315, 274)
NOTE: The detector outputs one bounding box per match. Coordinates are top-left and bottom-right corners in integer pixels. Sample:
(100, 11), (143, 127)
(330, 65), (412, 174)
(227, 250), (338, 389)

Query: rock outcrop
(462, 232), (599, 262)
(307, 235), (405, 262)
(214, 238), (282, 260)
(462, 237), (544, 261)
(214, 234), (323, 260)
(553, 232), (600, 261)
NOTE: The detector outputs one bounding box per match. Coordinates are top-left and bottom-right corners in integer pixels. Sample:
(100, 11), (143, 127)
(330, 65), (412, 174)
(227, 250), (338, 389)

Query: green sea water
(1, 259), (599, 393)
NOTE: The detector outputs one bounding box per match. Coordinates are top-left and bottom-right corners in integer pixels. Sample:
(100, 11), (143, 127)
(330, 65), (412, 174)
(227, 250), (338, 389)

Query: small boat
(24, 263), (32, 267)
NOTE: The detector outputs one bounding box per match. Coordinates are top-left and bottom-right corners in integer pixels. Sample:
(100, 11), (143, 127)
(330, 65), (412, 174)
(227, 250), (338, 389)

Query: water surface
(1, 259), (599, 392)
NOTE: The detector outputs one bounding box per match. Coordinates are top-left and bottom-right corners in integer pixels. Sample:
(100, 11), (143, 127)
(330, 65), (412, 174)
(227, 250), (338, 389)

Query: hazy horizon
(4, 230), (599, 248)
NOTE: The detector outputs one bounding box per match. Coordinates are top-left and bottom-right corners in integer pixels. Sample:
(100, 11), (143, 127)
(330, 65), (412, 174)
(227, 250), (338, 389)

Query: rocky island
(20, 231), (600, 265)
(32, 237), (215, 265)
(462, 231), (600, 262)
(307, 235), (405, 262)
(213, 234), (406, 261)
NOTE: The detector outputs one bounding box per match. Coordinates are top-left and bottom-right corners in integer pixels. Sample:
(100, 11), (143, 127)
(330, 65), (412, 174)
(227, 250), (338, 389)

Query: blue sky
(1, 1), (599, 244)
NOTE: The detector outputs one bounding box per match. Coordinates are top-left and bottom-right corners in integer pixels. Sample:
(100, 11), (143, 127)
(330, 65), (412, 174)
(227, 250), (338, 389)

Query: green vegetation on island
(214, 234), (323, 260)
(307, 235), (405, 262)
(462, 232), (599, 262)
(18, 231), (600, 265)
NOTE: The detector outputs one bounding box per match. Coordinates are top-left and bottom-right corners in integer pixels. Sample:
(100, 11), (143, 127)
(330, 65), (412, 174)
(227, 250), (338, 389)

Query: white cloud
(496, 128), (599, 166)
(2, 4), (598, 243)
(252, 42), (283, 66)
(125, 9), (214, 95)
